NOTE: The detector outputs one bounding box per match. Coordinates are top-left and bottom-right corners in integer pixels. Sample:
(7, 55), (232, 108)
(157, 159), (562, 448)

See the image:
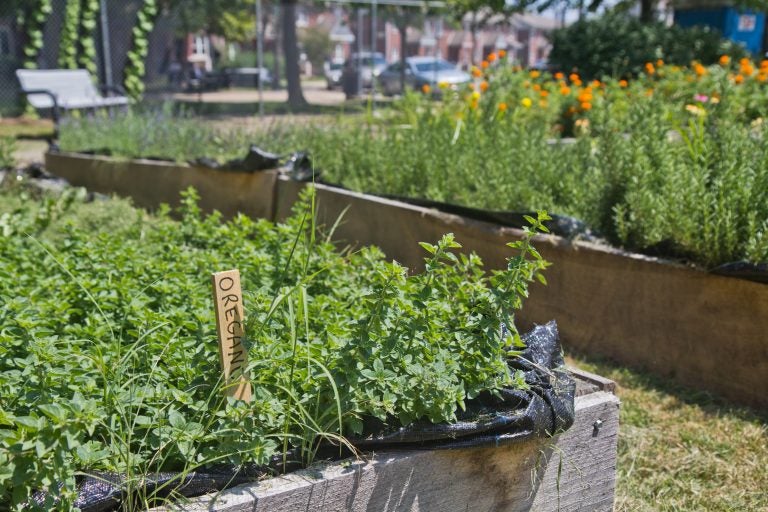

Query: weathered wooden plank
(153, 389), (619, 512)
(44, 152), (278, 221)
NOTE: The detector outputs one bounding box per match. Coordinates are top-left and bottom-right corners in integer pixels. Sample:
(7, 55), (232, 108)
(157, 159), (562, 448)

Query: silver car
(378, 57), (470, 96)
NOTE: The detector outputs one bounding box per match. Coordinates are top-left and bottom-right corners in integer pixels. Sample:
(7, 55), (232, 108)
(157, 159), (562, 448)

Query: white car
(378, 57), (470, 96)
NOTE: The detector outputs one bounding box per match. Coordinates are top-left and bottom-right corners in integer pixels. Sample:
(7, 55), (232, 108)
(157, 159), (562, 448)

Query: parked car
(324, 59), (345, 89)
(345, 52), (387, 89)
(377, 57), (470, 96)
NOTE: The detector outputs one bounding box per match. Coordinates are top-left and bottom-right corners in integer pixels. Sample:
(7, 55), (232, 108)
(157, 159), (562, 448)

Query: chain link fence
(0, 0), (177, 116)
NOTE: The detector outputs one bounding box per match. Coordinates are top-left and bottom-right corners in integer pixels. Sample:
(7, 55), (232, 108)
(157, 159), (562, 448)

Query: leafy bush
(0, 137), (16, 170)
(549, 13), (748, 79)
(0, 184), (547, 509)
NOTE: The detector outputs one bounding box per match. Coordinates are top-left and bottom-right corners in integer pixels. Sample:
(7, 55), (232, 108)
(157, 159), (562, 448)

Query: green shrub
(0, 137), (16, 170)
(549, 13), (748, 79)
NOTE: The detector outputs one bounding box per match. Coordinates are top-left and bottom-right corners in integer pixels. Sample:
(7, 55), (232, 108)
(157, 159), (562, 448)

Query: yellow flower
(471, 90), (481, 101)
(422, 84), (431, 94)
(521, 97), (533, 108)
(685, 104), (705, 116)
(438, 81), (449, 89)
(498, 102), (508, 112)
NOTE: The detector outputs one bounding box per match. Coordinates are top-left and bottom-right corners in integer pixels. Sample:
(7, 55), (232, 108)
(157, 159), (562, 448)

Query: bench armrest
(99, 84), (127, 97)
(19, 89), (60, 140)
(20, 89), (60, 111)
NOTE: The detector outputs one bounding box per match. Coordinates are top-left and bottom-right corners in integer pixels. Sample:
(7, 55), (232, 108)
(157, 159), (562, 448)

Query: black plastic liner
(30, 322), (574, 511)
(711, 261), (768, 284)
(376, 194), (600, 242)
(189, 145), (281, 172)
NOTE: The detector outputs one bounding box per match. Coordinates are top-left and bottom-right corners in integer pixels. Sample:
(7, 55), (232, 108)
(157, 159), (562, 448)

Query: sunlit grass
(567, 353), (767, 512)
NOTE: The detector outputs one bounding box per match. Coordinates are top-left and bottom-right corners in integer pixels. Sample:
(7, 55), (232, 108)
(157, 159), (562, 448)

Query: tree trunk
(272, 4), (281, 90)
(639, 0), (655, 23)
(281, 0), (306, 106)
(397, 19), (407, 94)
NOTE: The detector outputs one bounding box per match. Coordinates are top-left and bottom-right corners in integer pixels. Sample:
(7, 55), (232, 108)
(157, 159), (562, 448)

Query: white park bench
(16, 69), (129, 137)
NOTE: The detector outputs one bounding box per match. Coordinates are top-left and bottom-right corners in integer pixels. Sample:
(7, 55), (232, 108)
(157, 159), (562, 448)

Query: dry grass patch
(567, 354), (767, 512)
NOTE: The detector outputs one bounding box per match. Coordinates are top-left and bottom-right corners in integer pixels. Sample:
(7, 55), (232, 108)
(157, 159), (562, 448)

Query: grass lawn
(0, 117), (54, 139)
(567, 353), (767, 511)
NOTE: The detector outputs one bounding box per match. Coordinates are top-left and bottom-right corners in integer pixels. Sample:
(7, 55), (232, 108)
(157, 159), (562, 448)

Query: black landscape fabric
(32, 322), (575, 511)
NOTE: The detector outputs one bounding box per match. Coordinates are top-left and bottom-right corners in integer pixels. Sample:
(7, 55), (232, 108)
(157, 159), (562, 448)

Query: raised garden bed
(152, 370), (618, 512)
(43, 151), (768, 410)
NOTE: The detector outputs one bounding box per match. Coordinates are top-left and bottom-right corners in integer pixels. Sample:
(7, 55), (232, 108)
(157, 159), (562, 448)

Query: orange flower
(498, 49), (507, 58)
(471, 66), (482, 78)
(468, 82), (475, 90)
(592, 79), (601, 88)
(530, 70), (541, 78)
(487, 52), (497, 62)
(761, 59), (768, 69)
(481, 60), (489, 69)
(422, 84), (431, 94)
(569, 73), (580, 82)
(539, 100), (548, 108)
(539, 90), (549, 98)
(580, 102), (592, 111)
(554, 72), (565, 80)
(577, 90), (593, 103)
(734, 74), (745, 84)
(645, 62), (655, 75)
(645, 88), (654, 97)
(480, 80), (489, 92)
(740, 60), (755, 76)
(560, 86), (571, 95)
(693, 63), (706, 77)
(719, 55), (730, 66)
(573, 78), (583, 87)
(532, 83), (541, 91)
(470, 99), (479, 110)
(497, 102), (508, 112)
(758, 73), (767, 83)
(619, 79), (628, 88)
(656, 59), (664, 68)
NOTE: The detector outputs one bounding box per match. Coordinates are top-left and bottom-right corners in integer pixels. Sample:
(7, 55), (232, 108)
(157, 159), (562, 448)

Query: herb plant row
(0, 185), (548, 510)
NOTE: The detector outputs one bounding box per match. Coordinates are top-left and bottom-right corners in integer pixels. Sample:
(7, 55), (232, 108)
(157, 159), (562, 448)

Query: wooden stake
(211, 269), (252, 402)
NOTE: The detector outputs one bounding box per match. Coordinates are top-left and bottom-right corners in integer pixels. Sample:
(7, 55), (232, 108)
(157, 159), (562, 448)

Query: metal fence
(0, 0), (177, 116)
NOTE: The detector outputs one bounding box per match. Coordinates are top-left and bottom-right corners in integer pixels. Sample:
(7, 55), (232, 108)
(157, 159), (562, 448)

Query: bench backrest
(16, 69), (100, 109)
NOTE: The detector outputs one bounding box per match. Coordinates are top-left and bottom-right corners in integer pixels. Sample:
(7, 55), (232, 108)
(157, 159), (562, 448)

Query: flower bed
(59, 57), (768, 270)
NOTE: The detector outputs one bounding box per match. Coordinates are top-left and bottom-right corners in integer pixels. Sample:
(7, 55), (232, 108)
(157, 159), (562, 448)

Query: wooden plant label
(211, 269), (252, 402)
